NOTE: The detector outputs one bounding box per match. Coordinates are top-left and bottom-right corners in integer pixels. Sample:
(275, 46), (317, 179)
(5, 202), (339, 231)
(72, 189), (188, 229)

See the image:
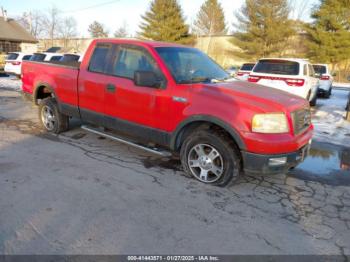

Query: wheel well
(35, 85), (54, 105)
(174, 121), (241, 153)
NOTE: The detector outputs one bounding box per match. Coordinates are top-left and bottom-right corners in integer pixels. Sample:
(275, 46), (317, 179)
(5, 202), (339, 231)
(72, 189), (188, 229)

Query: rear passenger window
(22, 55), (32, 61)
(61, 54), (80, 62)
(30, 53), (46, 61)
(89, 44), (111, 73)
(111, 46), (161, 79)
(50, 56), (62, 61)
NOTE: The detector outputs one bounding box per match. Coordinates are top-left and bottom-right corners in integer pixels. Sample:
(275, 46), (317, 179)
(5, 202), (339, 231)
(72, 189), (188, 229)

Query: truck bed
(21, 60), (80, 109)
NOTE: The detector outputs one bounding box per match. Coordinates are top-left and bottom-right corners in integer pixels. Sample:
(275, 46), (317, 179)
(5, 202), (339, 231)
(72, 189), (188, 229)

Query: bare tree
(16, 11), (45, 38)
(113, 21), (129, 38)
(88, 21), (109, 38)
(59, 17), (78, 49)
(288, 0), (311, 20)
(43, 6), (62, 45)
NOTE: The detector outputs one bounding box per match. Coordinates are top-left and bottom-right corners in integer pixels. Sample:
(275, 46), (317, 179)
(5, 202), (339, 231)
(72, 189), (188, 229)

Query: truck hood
(202, 80), (309, 113)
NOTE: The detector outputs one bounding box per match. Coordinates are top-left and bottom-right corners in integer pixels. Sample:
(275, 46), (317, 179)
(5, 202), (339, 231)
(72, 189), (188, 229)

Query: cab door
(78, 43), (113, 126)
(103, 44), (171, 144)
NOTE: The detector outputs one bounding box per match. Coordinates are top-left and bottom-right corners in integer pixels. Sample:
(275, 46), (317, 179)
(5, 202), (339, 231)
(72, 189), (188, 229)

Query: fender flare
(33, 82), (58, 105)
(170, 115), (246, 151)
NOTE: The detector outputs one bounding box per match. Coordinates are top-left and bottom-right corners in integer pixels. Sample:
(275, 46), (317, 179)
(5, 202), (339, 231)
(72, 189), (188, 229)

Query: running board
(81, 125), (172, 157)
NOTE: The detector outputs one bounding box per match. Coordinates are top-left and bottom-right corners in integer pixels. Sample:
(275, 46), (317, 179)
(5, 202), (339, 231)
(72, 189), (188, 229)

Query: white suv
(236, 63), (255, 81)
(248, 58), (319, 106)
(29, 52), (63, 62)
(313, 64), (333, 98)
(4, 52), (32, 76)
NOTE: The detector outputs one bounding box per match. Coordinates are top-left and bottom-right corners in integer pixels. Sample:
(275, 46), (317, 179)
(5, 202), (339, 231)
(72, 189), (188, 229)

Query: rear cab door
(78, 42), (114, 126)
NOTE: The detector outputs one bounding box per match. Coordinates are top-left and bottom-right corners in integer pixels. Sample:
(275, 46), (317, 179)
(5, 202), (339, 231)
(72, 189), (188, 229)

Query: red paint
(21, 39), (313, 155)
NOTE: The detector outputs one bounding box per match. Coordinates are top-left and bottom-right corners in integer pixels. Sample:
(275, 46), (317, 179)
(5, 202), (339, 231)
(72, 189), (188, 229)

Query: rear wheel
(180, 130), (241, 186)
(325, 86), (332, 98)
(39, 97), (69, 134)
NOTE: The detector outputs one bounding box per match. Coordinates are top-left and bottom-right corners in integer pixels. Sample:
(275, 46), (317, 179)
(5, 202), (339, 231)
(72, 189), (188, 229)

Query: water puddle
(288, 141), (350, 186)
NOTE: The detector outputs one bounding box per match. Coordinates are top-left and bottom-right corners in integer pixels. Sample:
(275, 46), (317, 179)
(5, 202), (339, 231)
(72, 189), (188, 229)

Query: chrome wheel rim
(187, 144), (224, 183)
(41, 105), (55, 131)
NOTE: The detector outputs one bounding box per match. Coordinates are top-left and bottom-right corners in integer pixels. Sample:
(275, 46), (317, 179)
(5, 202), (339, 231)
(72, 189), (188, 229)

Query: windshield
(156, 47), (229, 84)
(254, 60), (299, 75)
(313, 65), (327, 75)
(240, 63), (255, 71)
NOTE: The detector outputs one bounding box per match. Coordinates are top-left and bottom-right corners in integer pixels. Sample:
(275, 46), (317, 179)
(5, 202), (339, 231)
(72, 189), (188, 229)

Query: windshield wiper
(177, 77), (211, 84)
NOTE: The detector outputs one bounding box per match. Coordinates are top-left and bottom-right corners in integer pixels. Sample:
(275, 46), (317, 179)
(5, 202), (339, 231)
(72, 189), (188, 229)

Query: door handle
(106, 83), (116, 93)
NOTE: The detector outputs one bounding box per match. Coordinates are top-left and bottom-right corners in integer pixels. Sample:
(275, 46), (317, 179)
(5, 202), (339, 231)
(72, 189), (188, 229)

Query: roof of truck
(93, 38), (189, 48)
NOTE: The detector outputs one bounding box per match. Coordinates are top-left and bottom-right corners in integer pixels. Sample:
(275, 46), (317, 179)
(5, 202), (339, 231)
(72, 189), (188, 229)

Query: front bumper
(242, 141), (311, 175)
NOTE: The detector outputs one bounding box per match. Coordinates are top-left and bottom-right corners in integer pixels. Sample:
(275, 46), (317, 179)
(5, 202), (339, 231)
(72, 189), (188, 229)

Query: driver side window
(110, 45), (161, 79)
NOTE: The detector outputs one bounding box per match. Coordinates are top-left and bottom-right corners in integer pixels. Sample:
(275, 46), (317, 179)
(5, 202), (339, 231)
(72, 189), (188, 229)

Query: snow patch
(312, 89), (350, 146)
(0, 76), (22, 92)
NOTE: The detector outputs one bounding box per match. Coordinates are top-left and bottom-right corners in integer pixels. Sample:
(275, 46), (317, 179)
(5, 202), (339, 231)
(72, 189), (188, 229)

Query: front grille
(292, 107), (311, 135)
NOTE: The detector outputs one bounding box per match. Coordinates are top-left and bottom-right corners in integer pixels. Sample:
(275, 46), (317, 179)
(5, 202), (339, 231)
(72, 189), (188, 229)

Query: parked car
(248, 58), (319, 106)
(21, 39), (313, 186)
(313, 64), (333, 98)
(4, 52), (32, 77)
(30, 53), (63, 62)
(226, 66), (239, 77)
(236, 63), (255, 81)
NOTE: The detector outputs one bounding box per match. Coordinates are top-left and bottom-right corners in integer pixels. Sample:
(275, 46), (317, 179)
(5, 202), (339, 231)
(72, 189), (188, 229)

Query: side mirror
(134, 71), (161, 88)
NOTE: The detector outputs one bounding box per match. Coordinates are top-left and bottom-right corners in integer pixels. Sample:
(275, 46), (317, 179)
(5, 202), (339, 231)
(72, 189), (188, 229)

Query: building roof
(0, 16), (37, 43)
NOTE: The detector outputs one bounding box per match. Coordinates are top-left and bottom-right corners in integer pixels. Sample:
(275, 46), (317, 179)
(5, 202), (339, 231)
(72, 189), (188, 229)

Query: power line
(62, 0), (120, 14)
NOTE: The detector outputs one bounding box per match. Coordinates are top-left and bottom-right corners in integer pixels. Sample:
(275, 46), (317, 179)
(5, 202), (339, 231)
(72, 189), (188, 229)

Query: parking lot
(0, 77), (350, 255)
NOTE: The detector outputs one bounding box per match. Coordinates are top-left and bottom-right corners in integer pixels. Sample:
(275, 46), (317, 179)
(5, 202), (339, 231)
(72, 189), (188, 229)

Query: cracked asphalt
(0, 85), (349, 256)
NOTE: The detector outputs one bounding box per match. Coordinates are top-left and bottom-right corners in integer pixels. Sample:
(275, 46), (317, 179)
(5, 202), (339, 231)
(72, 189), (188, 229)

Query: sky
(2, 0), (319, 37)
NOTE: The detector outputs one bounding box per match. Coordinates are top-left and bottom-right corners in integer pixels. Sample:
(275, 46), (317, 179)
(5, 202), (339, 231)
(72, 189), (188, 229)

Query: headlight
(252, 113), (289, 134)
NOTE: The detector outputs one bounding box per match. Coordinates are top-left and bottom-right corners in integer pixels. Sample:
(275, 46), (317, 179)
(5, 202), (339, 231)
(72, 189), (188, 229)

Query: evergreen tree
(193, 0), (227, 36)
(231, 0), (295, 59)
(88, 21), (109, 38)
(139, 0), (192, 44)
(305, 0), (350, 66)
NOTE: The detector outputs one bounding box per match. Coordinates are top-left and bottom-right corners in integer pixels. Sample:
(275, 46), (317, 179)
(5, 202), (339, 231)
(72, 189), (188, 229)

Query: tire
(325, 86), (332, 98)
(38, 97), (69, 134)
(180, 129), (241, 187)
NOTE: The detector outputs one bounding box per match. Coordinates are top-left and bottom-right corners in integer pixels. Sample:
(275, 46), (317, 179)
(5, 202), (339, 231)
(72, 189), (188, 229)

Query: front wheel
(180, 130), (241, 186)
(39, 97), (69, 134)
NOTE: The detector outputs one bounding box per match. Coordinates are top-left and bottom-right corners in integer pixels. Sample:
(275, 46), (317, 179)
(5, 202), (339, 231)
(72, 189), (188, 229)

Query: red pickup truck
(22, 39), (313, 186)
